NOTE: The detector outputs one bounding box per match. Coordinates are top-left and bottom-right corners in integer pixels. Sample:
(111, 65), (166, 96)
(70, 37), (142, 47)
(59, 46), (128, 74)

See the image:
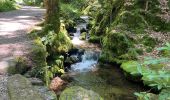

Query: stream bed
(63, 16), (146, 100)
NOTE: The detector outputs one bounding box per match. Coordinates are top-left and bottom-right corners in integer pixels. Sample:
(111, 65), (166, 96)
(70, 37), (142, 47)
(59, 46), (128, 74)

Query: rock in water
(59, 86), (103, 100)
(50, 77), (65, 92)
(7, 74), (43, 100)
(34, 86), (57, 100)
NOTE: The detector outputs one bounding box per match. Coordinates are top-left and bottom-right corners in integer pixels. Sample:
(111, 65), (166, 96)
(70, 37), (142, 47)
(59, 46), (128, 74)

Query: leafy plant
(45, 55), (65, 86)
(0, 0), (18, 12)
(134, 92), (158, 100)
(157, 42), (170, 51)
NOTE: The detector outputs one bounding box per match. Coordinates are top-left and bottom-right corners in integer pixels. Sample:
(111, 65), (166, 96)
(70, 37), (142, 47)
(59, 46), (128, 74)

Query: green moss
(103, 32), (133, 56)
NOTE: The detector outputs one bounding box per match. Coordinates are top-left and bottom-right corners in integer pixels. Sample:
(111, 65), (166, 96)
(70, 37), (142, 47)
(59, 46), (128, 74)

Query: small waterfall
(70, 50), (100, 72)
(71, 16), (89, 45)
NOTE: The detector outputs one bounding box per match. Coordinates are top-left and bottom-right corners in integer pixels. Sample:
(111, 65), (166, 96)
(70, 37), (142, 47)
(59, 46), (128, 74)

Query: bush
(23, 0), (43, 6)
(0, 0), (17, 12)
(29, 38), (47, 79)
(8, 57), (29, 75)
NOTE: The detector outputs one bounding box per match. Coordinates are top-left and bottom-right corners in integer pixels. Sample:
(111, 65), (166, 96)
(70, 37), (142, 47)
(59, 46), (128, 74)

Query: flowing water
(64, 16), (145, 100)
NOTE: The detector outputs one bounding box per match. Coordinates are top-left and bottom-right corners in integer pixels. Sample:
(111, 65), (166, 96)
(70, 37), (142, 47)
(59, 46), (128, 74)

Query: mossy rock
(102, 32), (133, 57)
(59, 86), (103, 100)
(120, 61), (153, 82)
(7, 74), (43, 100)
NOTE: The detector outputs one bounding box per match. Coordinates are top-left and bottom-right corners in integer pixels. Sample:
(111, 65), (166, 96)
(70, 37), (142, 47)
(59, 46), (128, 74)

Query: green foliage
(142, 35), (157, 48)
(135, 89), (170, 100)
(29, 38), (47, 79)
(121, 43), (170, 91)
(134, 92), (158, 100)
(142, 70), (170, 90)
(89, 35), (101, 43)
(60, 0), (85, 22)
(41, 31), (72, 55)
(23, 0), (43, 6)
(45, 55), (65, 86)
(157, 43), (170, 51)
(0, 0), (18, 12)
(157, 42), (170, 57)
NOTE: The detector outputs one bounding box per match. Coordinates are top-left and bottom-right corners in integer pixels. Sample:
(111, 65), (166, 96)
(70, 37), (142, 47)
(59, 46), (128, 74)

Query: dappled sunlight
(0, 6), (45, 74)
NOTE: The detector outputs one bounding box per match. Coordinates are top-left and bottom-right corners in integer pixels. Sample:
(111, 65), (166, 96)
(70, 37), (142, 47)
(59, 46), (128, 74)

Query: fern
(157, 42), (170, 51)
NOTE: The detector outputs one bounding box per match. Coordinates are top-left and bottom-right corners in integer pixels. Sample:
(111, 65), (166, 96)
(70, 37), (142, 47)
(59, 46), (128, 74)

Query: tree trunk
(45, 0), (60, 33)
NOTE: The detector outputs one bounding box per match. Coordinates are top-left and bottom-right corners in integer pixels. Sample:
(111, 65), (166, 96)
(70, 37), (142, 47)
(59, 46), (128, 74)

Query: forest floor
(0, 6), (45, 74)
(0, 6), (45, 99)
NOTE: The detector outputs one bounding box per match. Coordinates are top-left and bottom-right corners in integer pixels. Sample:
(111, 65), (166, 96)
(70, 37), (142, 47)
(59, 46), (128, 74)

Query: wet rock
(68, 48), (79, 55)
(65, 55), (79, 64)
(78, 49), (85, 55)
(80, 28), (87, 33)
(69, 32), (74, 36)
(49, 77), (65, 92)
(59, 86), (103, 100)
(65, 55), (79, 68)
(66, 26), (76, 33)
(7, 74), (43, 100)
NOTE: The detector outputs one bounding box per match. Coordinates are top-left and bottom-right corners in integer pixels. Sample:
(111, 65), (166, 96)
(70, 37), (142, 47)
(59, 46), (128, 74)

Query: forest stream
(62, 16), (146, 100)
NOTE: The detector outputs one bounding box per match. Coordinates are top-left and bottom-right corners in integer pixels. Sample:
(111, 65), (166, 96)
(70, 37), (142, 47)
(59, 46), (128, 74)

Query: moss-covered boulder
(59, 86), (103, 100)
(7, 74), (43, 100)
(99, 32), (136, 64)
(121, 61), (145, 82)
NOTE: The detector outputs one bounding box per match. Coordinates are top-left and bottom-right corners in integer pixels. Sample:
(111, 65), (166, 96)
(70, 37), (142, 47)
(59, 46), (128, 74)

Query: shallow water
(65, 50), (145, 100)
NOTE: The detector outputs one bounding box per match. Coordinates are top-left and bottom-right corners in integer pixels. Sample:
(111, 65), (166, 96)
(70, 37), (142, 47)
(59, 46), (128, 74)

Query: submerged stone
(59, 86), (103, 100)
